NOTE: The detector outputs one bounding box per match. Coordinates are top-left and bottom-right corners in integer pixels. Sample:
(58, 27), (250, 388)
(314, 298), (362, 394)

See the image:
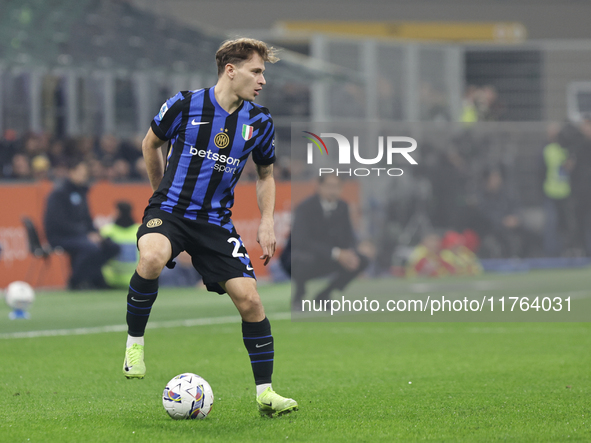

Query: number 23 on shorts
(227, 237), (254, 271)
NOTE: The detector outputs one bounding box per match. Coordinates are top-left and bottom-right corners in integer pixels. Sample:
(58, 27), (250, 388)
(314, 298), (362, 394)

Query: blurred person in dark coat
(475, 167), (531, 258)
(284, 174), (369, 309)
(44, 157), (119, 289)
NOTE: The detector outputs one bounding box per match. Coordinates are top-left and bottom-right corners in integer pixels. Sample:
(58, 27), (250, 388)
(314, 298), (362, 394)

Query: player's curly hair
(215, 38), (279, 76)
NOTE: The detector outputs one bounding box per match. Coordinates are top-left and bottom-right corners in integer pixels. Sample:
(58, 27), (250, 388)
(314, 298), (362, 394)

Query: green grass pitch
(1, 268), (590, 442)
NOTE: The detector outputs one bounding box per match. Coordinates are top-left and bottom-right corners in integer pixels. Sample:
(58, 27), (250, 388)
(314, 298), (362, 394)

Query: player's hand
(256, 218), (276, 266)
(337, 249), (360, 271)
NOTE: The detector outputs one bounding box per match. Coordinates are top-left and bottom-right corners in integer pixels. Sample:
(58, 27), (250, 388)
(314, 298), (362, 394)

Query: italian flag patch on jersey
(242, 124), (254, 141)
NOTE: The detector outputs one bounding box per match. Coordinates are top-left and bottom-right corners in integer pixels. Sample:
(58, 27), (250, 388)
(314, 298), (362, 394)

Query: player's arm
(255, 163), (276, 266)
(142, 127), (167, 192)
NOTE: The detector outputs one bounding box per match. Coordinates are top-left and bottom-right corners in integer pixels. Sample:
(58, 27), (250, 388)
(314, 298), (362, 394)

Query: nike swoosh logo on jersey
(246, 265), (254, 271)
(256, 342), (272, 348)
(191, 119), (209, 125)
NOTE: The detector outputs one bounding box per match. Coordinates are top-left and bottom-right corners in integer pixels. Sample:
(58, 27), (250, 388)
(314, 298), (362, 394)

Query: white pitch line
(0, 312), (292, 340)
(2, 289), (590, 339)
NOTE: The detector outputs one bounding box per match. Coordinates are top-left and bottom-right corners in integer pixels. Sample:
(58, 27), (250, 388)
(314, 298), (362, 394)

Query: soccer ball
(5, 281), (35, 319)
(162, 373), (214, 420)
(5, 281), (35, 309)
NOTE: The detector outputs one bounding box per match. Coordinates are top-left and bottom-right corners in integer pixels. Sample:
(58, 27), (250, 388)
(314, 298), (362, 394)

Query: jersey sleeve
(150, 91), (186, 141)
(252, 116), (276, 165)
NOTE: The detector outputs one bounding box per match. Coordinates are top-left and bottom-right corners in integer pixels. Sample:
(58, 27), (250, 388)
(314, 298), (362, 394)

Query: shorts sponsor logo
(146, 218), (163, 228)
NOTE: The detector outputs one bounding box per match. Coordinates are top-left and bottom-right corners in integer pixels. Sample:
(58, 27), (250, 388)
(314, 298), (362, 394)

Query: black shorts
(136, 208), (256, 294)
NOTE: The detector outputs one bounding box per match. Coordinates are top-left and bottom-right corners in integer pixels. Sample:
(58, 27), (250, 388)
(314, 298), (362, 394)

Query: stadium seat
(22, 216), (67, 287)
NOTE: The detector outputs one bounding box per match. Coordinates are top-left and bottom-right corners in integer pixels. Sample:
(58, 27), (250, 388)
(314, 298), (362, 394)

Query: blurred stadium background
(2, 0), (591, 287)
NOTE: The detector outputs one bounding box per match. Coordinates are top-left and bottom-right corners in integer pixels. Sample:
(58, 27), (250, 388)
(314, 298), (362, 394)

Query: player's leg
(220, 278), (269, 392)
(221, 277), (298, 417)
(123, 233), (172, 379)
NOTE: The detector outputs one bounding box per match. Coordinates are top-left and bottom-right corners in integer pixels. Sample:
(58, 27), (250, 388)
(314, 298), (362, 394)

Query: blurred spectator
(100, 201), (141, 288)
(377, 76), (403, 120)
(428, 132), (472, 230)
(10, 153), (33, 180)
(47, 137), (67, 167)
(0, 129), (19, 177)
(97, 134), (119, 163)
(331, 83), (366, 118)
(460, 85), (503, 123)
(0, 131), (292, 183)
(420, 82), (450, 122)
(38, 133), (51, 157)
(97, 134), (132, 181)
(275, 156), (291, 181)
(49, 138), (69, 180)
(119, 135), (144, 178)
(462, 229), (481, 254)
(439, 231), (483, 276)
(89, 158), (107, 181)
(461, 85), (479, 124)
(104, 158), (131, 182)
(262, 82), (310, 118)
(76, 136), (95, 159)
(475, 167), (531, 258)
(43, 158), (119, 289)
(406, 233), (454, 278)
(477, 85), (501, 121)
(285, 174), (370, 309)
(571, 116), (591, 255)
(31, 155), (51, 181)
(542, 125), (577, 257)
(21, 132), (44, 159)
(134, 157), (149, 181)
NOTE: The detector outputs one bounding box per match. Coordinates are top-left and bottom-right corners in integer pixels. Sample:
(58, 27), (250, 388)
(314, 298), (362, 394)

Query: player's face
(232, 53), (266, 101)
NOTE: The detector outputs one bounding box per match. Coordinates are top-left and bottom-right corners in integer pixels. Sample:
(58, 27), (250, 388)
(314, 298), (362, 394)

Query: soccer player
(122, 38), (297, 417)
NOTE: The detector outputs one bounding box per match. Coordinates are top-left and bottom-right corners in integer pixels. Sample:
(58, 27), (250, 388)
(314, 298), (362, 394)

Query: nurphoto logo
(302, 131), (418, 177)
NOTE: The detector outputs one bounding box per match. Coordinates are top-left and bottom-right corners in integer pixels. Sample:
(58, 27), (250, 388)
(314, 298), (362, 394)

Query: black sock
(242, 317), (274, 385)
(126, 271), (159, 337)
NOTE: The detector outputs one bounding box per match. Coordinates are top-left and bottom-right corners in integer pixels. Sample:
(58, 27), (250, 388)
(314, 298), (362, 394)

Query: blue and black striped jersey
(147, 87), (275, 227)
